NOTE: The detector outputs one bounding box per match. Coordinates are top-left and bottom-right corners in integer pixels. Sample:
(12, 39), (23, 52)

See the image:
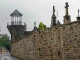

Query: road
(0, 54), (22, 60)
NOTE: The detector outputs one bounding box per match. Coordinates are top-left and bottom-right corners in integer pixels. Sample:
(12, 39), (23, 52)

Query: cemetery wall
(11, 20), (80, 60)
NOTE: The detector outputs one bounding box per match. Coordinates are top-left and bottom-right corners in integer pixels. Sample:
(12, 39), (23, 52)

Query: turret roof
(10, 9), (23, 16)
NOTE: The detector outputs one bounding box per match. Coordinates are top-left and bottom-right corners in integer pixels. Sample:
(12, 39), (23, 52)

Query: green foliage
(0, 34), (11, 50)
(0, 38), (6, 47)
(38, 22), (47, 30)
(1, 34), (10, 43)
(8, 40), (11, 43)
(39, 22), (44, 30)
(5, 43), (11, 50)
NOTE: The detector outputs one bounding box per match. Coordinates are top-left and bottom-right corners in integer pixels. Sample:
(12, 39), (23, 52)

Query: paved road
(0, 54), (22, 60)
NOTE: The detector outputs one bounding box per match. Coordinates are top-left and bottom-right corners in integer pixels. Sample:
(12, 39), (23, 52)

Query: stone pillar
(63, 2), (71, 24)
(65, 3), (69, 15)
(34, 21), (36, 27)
(76, 9), (80, 21)
(51, 6), (57, 28)
(53, 6), (55, 16)
(34, 21), (37, 31)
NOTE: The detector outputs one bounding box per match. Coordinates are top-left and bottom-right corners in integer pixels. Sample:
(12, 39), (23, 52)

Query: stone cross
(65, 2), (69, 15)
(53, 6), (55, 15)
(77, 9), (79, 17)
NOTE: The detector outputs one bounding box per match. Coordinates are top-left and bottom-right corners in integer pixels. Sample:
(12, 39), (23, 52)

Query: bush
(5, 43), (11, 50)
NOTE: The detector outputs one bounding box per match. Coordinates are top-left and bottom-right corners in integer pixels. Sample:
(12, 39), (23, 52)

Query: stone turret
(51, 6), (57, 28)
(63, 2), (71, 24)
(7, 9), (26, 43)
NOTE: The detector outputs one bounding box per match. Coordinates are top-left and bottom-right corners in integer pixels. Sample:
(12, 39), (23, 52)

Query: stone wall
(11, 32), (36, 60)
(11, 20), (80, 60)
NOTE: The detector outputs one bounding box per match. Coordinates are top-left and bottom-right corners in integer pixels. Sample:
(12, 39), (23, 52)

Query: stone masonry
(11, 20), (80, 60)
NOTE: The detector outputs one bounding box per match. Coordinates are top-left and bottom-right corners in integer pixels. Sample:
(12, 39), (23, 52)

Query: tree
(1, 34), (10, 43)
(39, 22), (44, 30)
(37, 22), (50, 30)
(38, 22), (47, 30)
(0, 34), (11, 52)
(0, 38), (6, 47)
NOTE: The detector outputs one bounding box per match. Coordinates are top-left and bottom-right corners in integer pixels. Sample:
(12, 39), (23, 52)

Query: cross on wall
(77, 9), (80, 17)
(65, 2), (69, 16)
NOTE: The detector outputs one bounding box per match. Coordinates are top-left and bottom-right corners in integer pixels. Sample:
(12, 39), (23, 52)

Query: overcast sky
(0, 0), (80, 39)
